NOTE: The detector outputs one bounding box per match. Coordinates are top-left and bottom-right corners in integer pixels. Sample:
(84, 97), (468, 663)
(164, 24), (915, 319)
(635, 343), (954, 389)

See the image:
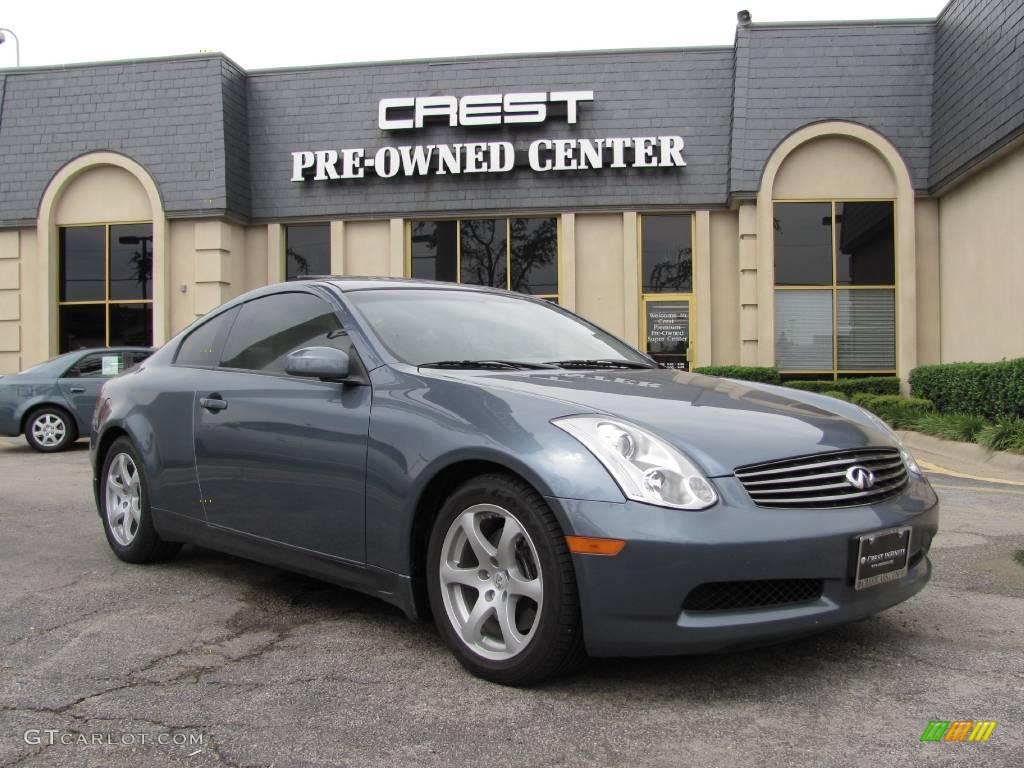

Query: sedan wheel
(99, 437), (181, 563)
(439, 503), (544, 661)
(427, 473), (585, 685)
(105, 452), (142, 546)
(25, 408), (76, 452)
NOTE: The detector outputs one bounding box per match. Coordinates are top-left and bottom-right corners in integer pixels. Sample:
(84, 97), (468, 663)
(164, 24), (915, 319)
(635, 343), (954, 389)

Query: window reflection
(285, 224), (331, 280)
(773, 203), (832, 285)
(411, 220), (458, 282)
(460, 219), (507, 288)
(641, 215), (693, 293)
(109, 224), (153, 300)
(836, 202), (895, 285)
(510, 218), (557, 295)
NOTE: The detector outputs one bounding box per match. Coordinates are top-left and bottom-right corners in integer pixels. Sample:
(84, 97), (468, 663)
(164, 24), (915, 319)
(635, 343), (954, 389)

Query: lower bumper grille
(682, 579), (824, 612)
(735, 447), (909, 508)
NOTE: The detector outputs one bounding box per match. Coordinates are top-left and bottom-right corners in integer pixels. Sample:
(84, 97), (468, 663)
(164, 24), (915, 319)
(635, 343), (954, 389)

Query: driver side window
(220, 292), (350, 373)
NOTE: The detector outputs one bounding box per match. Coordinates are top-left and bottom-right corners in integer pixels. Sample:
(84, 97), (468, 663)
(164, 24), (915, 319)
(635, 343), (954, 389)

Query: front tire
(426, 473), (585, 685)
(100, 437), (181, 563)
(24, 407), (76, 452)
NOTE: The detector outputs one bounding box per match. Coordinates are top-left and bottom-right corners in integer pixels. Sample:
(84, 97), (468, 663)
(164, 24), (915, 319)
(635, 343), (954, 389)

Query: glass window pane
(460, 219), (507, 288)
(108, 304), (153, 347)
(645, 299), (690, 370)
(221, 292), (344, 372)
(510, 218), (557, 295)
(285, 224), (331, 281)
(59, 304), (106, 351)
(775, 290), (834, 371)
(836, 202), (895, 285)
(175, 307), (238, 367)
(641, 215), (692, 293)
(411, 221), (458, 282)
(59, 226), (106, 301)
(837, 289), (895, 370)
(66, 353), (122, 378)
(773, 203), (833, 285)
(109, 224), (153, 300)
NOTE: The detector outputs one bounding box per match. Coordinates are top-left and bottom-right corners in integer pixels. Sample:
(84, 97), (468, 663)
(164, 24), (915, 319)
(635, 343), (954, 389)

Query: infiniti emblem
(845, 465), (876, 490)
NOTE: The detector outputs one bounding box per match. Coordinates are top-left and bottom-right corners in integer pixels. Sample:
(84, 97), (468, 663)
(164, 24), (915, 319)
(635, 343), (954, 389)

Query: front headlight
(553, 415), (718, 510)
(861, 408), (923, 476)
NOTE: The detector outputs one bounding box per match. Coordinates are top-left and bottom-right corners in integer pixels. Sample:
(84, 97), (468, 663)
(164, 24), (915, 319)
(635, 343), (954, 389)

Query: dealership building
(0, 0), (1022, 381)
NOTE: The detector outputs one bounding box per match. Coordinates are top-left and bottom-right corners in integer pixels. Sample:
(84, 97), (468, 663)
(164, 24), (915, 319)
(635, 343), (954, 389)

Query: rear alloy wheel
(427, 473), (585, 685)
(100, 437), (181, 563)
(25, 407), (76, 452)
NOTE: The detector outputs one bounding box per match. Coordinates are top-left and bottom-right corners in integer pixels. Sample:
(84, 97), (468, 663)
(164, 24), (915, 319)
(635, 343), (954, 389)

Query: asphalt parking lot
(0, 437), (1021, 767)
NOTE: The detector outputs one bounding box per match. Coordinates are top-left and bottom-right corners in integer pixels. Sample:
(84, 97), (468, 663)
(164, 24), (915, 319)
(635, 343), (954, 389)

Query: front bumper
(549, 473), (938, 657)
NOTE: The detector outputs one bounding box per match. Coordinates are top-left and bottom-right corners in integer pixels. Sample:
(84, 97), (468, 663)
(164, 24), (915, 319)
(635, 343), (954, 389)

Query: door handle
(199, 395), (228, 413)
(69, 387), (86, 394)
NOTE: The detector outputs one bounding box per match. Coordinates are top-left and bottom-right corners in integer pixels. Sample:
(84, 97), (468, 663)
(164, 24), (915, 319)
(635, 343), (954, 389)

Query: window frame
(283, 222), (332, 282)
(57, 221), (155, 350)
(404, 216), (561, 303)
(638, 212), (698, 369)
(215, 290), (354, 379)
(773, 198), (898, 380)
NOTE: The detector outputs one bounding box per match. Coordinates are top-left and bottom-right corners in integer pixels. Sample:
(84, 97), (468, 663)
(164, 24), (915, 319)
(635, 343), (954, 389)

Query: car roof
(302, 277), (504, 294)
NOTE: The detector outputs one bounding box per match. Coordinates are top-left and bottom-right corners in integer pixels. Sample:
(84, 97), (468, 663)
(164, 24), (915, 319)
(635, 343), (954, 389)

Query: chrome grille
(735, 448), (908, 508)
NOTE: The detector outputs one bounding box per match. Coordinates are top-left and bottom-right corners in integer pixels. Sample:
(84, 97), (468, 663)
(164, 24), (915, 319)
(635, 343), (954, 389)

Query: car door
(193, 290), (370, 564)
(57, 350), (126, 433)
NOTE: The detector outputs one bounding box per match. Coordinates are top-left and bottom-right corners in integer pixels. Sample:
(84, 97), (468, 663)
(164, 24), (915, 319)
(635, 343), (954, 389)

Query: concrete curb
(896, 429), (1024, 483)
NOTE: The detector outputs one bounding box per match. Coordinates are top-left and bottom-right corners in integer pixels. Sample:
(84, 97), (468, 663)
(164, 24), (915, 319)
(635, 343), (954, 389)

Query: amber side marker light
(566, 536), (626, 556)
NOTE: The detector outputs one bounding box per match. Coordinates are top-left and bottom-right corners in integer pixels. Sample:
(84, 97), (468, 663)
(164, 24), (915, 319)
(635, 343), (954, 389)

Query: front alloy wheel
(105, 452), (142, 546)
(439, 503), (544, 660)
(427, 473), (585, 685)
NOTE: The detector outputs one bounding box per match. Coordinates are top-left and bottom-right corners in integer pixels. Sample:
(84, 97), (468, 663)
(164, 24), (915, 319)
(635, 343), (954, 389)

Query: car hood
(437, 368), (893, 476)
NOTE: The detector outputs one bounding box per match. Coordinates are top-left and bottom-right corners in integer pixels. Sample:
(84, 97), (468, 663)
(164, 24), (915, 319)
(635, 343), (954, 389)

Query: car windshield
(347, 288), (654, 368)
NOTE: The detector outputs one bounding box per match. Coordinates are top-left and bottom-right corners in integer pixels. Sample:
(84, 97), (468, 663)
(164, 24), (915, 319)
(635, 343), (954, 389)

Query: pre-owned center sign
(290, 90), (687, 182)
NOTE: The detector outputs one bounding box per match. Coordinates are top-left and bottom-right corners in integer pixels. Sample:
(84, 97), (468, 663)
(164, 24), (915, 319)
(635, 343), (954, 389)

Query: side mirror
(285, 346), (351, 382)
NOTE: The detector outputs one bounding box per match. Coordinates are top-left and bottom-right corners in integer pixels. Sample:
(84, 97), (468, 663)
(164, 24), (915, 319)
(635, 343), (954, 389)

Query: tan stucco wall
(709, 210), (740, 365)
(914, 199), (941, 366)
(574, 213), (626, 340)
(773, 135), (897, 199)
(341, 220), (392, 276)
(53, 166), (151, 225)
(937, 142), (1024, 362)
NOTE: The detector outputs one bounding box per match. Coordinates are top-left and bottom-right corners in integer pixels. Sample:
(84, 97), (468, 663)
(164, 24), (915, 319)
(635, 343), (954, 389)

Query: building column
(622, 212), (639, 347)
(0, 231), (21, 373)
(330, 221), (346, 275)
(559, 213), (576, 312)
(267, 223), (284, 284)
(738, 202), (760, 365)
(694, 210), (712, 368)
(193, 221), (238, 316)
(389, 219), (405, 277)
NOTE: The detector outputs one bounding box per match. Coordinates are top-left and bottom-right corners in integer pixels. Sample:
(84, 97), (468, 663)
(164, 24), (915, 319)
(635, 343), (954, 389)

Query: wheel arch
(20, 400), (77, 438)
(407, 456), (574, 621)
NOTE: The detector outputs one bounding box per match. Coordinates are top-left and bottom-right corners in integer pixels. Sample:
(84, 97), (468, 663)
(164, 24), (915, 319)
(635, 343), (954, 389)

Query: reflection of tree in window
(510, 218), (557, 295)
(642, 215), (693, 293)
(460, 220), (506, 288)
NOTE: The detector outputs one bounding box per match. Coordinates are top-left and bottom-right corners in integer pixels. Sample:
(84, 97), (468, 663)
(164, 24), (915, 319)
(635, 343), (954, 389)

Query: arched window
(58, 223), (154, 351)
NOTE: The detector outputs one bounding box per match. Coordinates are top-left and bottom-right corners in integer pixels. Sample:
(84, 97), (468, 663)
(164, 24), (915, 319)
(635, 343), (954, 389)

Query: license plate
(854, 526), (912, 590)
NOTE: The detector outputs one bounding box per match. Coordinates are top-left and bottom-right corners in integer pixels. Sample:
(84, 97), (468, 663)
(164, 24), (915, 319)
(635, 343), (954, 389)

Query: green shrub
(694, 366), (780, 384)
(909, 358), (1024, 419)
(851, 392), (876, 408)
(784, 376), (900, 397)
(821, 391), (850, 402)
(976, 418), (1024, 454)
(856, 395), (934, 429)
(911, 413), (990, 443)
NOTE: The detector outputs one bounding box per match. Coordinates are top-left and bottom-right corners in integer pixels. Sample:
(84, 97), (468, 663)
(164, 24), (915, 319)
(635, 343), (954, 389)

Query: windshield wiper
(546, 359), (657, 370)
(418, 360), (557, 370)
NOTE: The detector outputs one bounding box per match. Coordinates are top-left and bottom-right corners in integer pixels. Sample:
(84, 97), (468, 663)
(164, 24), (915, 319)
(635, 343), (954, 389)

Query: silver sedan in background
(0, 348), (152, 452)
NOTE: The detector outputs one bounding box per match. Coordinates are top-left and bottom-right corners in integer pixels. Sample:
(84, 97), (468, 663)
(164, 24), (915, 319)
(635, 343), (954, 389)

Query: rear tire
(24, 407), (76, 452)
(426, 473), (586, 685)
(100, 437), (181, 563)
